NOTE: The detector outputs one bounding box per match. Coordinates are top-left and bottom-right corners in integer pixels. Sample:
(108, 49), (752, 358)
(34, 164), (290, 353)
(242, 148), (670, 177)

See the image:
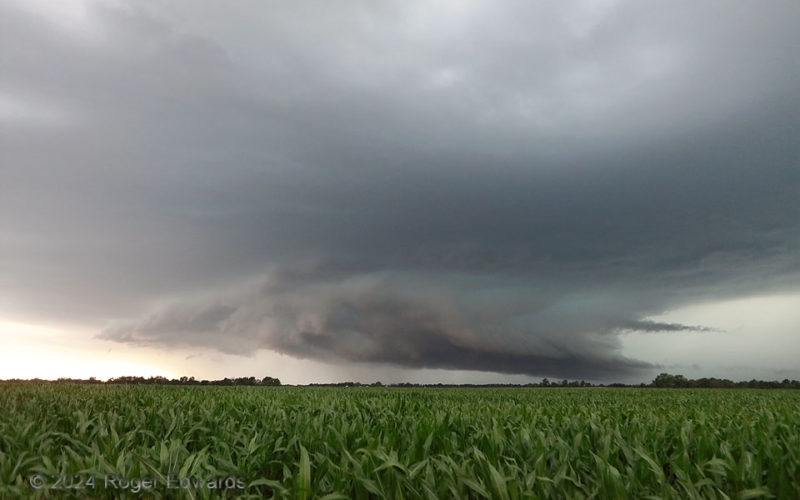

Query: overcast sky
(1, 0), (798, 384)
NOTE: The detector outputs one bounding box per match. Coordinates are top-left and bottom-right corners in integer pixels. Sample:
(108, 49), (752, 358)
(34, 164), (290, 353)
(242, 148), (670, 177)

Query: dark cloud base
(3, 1), (800, 380)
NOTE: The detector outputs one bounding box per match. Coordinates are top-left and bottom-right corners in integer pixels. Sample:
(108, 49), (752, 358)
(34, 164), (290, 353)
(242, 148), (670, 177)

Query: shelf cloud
(3, 0), (799, 380)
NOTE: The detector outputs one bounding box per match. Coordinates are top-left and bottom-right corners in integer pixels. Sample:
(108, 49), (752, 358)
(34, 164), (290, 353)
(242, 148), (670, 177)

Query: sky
(1, 0), (798, 384)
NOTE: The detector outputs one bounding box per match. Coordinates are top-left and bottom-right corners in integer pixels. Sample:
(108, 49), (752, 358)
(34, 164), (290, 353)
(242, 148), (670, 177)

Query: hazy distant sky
(1, 0), (798, 384)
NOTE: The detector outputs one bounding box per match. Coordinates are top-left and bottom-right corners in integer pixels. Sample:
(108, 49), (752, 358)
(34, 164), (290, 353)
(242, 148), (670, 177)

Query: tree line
(0, 375), (281, 386)
(309, 374), (800, 389)
(1, 373), (798, 388)
(649, 373), (800, 389)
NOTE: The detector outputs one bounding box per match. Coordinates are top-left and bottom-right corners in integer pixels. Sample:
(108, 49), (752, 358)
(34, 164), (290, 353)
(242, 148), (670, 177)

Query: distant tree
(652, 373), (688, 388)
(653, 373), (675, 387)
(261, 376), (281, 386)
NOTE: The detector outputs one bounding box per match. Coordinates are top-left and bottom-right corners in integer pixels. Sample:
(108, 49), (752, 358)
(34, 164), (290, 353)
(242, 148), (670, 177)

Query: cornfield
(1, 384), (798, 499)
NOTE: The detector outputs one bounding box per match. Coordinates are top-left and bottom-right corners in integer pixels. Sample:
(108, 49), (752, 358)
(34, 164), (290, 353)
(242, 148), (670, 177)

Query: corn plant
(0, 384), (798, 499)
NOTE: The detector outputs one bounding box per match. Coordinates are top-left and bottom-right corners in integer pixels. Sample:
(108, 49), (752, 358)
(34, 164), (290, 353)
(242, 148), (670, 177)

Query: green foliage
(0, 385), (798, 499)
(652, 373), (689, 387)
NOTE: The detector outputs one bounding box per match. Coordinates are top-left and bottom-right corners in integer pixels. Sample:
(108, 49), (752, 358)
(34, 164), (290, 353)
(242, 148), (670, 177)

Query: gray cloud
(621, 321), (719, 333)
(101, 271), (658, 379)
(3, 0), (799, 380)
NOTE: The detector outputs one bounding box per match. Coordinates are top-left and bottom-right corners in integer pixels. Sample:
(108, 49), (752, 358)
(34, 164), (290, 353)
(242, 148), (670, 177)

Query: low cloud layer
(3, 1), (800, 380)
(622, 321), (719, 333)
(102, 270), (662, 378)
(100, 264), (750, 379)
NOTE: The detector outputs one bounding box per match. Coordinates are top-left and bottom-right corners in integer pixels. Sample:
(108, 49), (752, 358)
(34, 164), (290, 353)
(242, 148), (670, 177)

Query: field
(0, 385), (798, 499)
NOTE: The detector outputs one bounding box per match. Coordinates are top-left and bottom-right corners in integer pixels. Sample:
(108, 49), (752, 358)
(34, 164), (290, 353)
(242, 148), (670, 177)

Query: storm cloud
(3, 0), (799, 380)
